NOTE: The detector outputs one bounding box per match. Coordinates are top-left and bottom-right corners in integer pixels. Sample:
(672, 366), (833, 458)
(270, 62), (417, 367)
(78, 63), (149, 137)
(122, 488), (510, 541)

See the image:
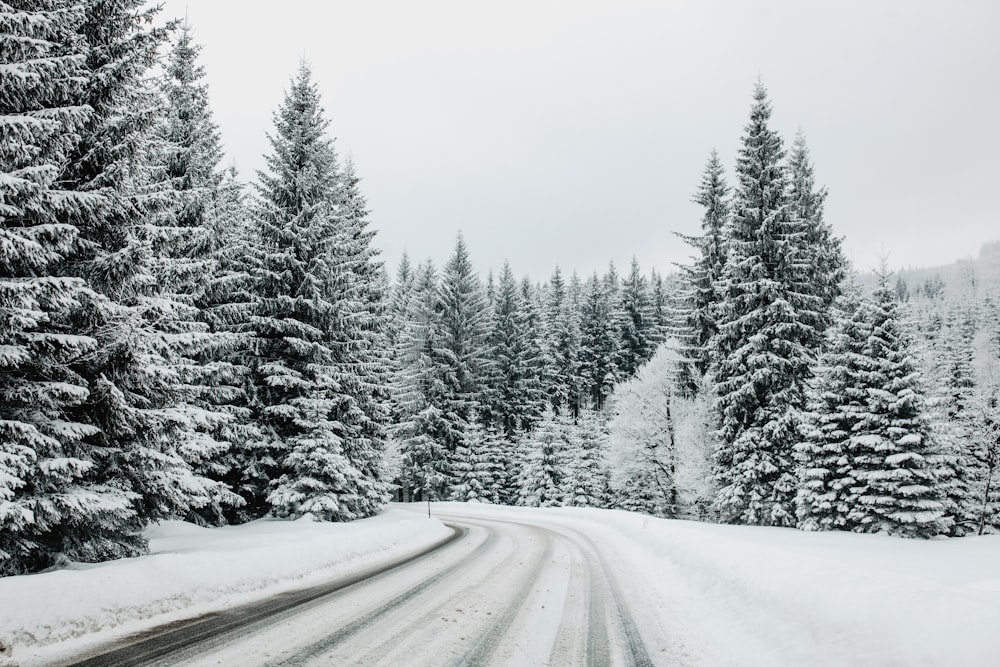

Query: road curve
(57, 510), (659, 667)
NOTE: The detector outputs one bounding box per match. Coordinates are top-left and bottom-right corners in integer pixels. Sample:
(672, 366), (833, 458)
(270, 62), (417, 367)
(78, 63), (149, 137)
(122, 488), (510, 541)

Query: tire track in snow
(58, 524), (466, 667)
(270, 521), (513, 666)
(451, 526), (555, 666)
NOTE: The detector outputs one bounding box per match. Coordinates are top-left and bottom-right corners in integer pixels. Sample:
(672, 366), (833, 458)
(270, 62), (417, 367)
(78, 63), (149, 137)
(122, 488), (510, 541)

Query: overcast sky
(158, 0), (999, 280)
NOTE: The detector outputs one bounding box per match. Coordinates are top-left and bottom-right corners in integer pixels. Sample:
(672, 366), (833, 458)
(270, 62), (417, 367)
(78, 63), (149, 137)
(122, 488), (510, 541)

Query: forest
(2, 1), (998, 577)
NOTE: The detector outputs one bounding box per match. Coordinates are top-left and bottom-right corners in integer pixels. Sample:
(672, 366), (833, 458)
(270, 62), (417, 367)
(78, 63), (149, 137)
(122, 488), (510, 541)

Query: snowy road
(58, 508), (659, 667)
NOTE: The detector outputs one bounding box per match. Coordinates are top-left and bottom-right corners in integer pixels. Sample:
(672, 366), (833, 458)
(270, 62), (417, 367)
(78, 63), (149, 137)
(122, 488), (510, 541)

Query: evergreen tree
(57, 0), (225, 557)
(436, 233), (489, 451)
(544, 266), (583, 416)
(482, 262), (537, 436)
(676, 149), (729, 394)
(795, 288), (868, 531)
(517, 408), (566, 507)
(0, 0), (138, 574)
(787, 130), (845, 323)
(846, 271), (950, 537)
(561, 410), (609, 508)
(252, 63), (387, 521)
(711, 83), (825, 527)
(579, 272), (619, 410)
(616, 257), (655, 377)
(392, 260), (452, 500)
(517, 277), (548, 432)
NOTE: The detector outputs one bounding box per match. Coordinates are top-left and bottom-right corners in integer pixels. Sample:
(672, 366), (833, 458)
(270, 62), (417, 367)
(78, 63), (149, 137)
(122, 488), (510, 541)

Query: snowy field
(2, 503), (999, 666)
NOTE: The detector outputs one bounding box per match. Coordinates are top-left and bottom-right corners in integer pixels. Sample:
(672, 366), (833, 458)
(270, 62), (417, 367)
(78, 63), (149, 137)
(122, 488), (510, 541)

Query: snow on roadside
(0, 509), (450, 665)
(430, 502), (1000, 666)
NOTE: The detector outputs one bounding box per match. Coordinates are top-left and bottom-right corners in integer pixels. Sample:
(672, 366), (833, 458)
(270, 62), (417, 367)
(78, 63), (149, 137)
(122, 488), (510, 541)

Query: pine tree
(795, 288), (868, 531)
(0, 0), (139, 574)
(579, 272), (619, 410)
(787, 131), (845, 323)
(55, 0), (227, 558)
(517, 277), (548, 433)
(252, 63), (388, 521)
(482, 262), (538, 436)
(711, 82), (825, 527)
(616, 257), (655, 377)
(846, 271), (949, 537)
(561, 410), (609, 508)
(517, 408), (566, 507)
(392, 260), (452, 500)
(448, 414), (495, 503)
(153, 19), (243, 524)
(676, 150), (729, 394)
(545, 266), (583, 416)
(436, 233), (489, 452)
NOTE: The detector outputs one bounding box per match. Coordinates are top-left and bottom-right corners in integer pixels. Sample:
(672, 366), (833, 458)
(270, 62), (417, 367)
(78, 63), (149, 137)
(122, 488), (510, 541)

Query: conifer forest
(2, 1), (999, 578)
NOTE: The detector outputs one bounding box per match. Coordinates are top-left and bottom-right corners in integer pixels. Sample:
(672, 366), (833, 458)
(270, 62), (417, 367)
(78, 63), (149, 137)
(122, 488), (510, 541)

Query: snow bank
(433, 502), (1000, 666)
(0, 509), (449, 663)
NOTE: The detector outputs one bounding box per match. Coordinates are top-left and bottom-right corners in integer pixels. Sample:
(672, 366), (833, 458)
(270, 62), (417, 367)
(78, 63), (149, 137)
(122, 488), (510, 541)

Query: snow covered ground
(434, 503), (1000, 666)
(2, 502), (998, 666)
(0, 509), (451, 667)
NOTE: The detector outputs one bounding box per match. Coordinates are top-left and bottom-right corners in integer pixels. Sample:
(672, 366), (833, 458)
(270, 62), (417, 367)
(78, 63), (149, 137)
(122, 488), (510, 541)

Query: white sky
(159, 0), (1000, 280)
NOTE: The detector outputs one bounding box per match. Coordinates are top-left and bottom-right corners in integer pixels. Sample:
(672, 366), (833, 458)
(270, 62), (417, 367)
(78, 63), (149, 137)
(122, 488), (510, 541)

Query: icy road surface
(62, 508), (661, 666)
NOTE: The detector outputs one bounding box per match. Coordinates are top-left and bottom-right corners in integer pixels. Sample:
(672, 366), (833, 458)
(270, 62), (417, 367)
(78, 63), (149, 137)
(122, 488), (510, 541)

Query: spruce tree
(788, 131), (845, 320)
(545, 266), (583, 416)
(795, 288), (868, 531)
(579, 272), (619, 410)
(252, 63), (387, 521)
(616, 257), (655, 377)
(846, 271), (949, 537)
(711, 83), (825, 527)
(436, 233), (489, 451)
(57, 0), (225, 557)
(517, 408), (566, 507)
(0, 0), (138, 573)
(676, 150), (729, 394)
(391, 260), (452, 500)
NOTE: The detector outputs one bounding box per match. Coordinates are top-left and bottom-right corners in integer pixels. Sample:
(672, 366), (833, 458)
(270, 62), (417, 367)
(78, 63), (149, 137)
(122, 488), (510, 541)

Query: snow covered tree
(448, 413), (497, 503)
(795, 288), (868, 531)
(561, 410), (609, 508)
(711, 82), (826, 527)
(545, 266), (583, 416)
(616, 257), (655, 377)
(517, 276), (549, 432)
(50, 0), (231, 559)
(0, 0), (138, 574)
(481, 262), (544, 437)
(391, 260), (452, 500)
(787, 130), (845, 324)
(676, 149), (729, 395)
(845, 271), (950, 537)
(579, 272), (619, 410)
(607, 345), (682, 517)
(252, 62), (388, 521)
(435, 233), (489, 450)
(517, 408), (566, 507)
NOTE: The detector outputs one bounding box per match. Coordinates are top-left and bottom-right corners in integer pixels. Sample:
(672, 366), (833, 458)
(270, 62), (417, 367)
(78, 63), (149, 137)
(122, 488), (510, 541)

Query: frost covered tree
(795, 288), (868, 531)
(579, 272), (619, 410)
(561, 410), (609, 508)
(0, 0), (136, 574)
(607, 346), (681, 517)
(436, 233), (489, 449)
(251, 62), (388, 521)
(676, 150), (728, 395)
(481, 262), (544, 437)
(54, 0), (231, 557)
(787, 130), (845, 319)
(448, 413), (498, 503)
(517, 408), (567, 507)
(845, 272), (950, 537)
(616, 257), (655, 377)
(391, 261), (452, 500)
(711, 82), (826, 527)
(545, 267), (583, 416)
